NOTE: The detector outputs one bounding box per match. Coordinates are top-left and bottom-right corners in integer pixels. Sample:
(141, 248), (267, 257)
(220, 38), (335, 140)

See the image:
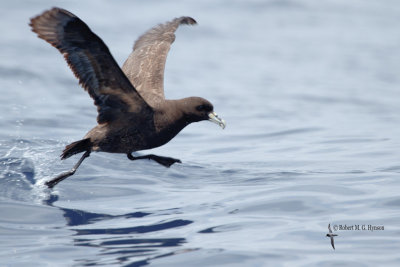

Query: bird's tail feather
(61, 138), (92, 160)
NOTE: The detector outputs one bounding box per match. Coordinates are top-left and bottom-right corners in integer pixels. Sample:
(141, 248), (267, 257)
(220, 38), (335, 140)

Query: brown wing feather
(122, 17), (196, 107)
(30, 8), (152, 124)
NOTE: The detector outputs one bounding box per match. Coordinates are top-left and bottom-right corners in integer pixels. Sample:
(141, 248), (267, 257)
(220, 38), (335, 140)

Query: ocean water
(1, 0), (400, 266)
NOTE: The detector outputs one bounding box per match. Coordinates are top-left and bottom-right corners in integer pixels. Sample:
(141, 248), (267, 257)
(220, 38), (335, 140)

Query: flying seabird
(326, 224), (338, 250)
(29, 8), (226, 188)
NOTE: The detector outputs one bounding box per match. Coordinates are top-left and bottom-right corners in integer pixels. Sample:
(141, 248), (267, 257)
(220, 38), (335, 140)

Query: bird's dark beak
(208, 111), (226, 129)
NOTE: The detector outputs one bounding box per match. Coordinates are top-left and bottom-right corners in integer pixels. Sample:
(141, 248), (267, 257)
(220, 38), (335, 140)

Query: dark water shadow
(73, 219), (192, 236)
(42, 193), (194, 266)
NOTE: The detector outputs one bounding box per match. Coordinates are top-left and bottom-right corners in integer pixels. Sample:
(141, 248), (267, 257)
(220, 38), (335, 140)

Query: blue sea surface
(1, 0), (400, 266)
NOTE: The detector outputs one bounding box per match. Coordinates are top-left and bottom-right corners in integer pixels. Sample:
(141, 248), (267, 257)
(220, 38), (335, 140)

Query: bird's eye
(196, 105), (206, 111)
(196, 104), (212, 112)
(196, 104), (213, 112)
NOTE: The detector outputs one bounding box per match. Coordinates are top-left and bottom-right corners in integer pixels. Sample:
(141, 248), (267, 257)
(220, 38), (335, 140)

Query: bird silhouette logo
(326, 224), (338, 250)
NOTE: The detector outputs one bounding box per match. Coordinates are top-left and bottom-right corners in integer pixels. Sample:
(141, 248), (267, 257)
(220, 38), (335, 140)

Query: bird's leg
(127, 153), (181, 168)
(46, 151), (91, 188)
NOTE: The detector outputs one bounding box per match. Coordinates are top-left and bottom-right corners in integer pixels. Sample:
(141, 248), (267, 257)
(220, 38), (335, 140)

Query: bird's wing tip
(178, 16), (197, 25)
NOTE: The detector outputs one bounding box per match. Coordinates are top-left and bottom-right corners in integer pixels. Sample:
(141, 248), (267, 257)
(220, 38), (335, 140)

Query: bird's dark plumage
(30, 8), (152, 125)
(30, 8), (225, 188)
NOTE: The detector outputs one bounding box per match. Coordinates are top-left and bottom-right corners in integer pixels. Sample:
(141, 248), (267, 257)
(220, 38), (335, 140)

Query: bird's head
(181, 97), (226, 129)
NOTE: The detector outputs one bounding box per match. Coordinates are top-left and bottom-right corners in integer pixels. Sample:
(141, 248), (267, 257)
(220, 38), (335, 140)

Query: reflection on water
(40, 188), (193, 266)
(62, 208), (150, 227)
(73, 219), (193, 236)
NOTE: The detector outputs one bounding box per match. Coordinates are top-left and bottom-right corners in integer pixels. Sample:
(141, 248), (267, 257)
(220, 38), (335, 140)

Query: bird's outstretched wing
(30, 8), (152, 124)
(122, 16), (197, 107)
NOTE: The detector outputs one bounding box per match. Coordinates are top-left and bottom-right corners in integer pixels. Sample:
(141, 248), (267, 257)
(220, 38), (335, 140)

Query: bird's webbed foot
(127, 153), (181, 168)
